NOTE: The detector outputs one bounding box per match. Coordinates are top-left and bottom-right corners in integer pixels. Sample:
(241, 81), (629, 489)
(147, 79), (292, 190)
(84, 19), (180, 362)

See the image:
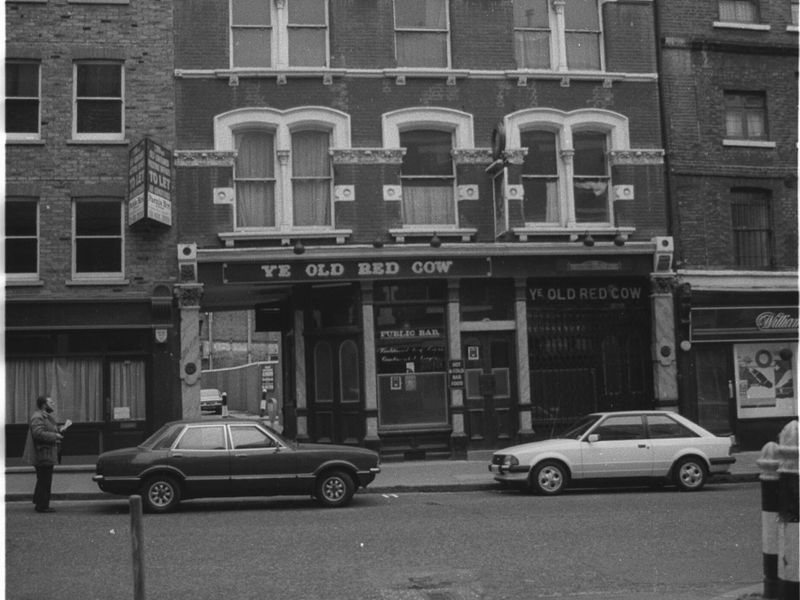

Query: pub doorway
(307, 336), (364, 445)
(462, 332), (517, 448)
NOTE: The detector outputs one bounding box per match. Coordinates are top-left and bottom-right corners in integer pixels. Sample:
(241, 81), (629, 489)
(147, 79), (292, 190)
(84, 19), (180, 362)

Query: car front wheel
(141, 475), (181, 513)
(315, 470), (355, 508)
(531, 461), (569, 495)
(674, 457), (707, 491)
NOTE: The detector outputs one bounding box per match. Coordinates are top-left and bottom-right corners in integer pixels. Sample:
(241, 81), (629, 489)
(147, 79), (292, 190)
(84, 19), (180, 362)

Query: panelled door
(308, 336), (363, 445)
(462, 333), (517, 448)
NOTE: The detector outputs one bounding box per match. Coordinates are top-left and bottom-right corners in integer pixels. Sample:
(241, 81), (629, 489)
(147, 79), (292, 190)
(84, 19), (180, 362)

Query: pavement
(3, 449), (761, 502)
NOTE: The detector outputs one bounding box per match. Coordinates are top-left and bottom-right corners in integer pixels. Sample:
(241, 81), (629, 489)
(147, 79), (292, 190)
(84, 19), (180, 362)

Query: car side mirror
(587, 433), (599, 443)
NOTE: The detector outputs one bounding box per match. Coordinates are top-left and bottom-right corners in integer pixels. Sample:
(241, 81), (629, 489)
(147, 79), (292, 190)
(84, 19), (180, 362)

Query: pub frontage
(177, 240), (676, 459)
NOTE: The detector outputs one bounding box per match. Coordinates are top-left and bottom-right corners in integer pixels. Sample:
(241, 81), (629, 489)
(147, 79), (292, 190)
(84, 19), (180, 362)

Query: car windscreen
(560, 414), (602, 439)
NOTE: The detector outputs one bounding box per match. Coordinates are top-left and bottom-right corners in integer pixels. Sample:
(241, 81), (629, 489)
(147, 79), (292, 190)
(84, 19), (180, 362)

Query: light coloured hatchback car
(489, 410), (735, 495)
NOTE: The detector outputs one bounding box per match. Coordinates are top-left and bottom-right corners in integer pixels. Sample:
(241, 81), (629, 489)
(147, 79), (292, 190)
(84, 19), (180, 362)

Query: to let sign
(128, 138), (173, 227)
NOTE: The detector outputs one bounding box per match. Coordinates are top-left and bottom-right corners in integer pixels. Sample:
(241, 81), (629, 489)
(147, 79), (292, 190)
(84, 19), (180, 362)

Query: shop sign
(379, 328), (442, 340)
(223, 258), (490, 283)
(528, 283), (645, 304)
(128, 138), (173, 227)
(692, 306), (799, 342)
(448, 359), (465, 389)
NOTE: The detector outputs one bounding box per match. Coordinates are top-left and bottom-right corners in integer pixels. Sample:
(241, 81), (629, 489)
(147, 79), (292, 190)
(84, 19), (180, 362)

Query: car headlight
(502, 455), (519, 469)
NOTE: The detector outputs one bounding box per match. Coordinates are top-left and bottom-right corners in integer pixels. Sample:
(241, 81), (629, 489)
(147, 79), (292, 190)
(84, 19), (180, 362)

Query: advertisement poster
(734, 342), (797, 419)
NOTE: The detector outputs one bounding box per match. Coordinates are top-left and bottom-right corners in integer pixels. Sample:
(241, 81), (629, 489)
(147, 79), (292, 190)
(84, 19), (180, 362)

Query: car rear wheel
(315, 470), (355, 508)
(141, 475), (181, 513)
(674, 457), (707, 491)
(531, 461), (569, 495)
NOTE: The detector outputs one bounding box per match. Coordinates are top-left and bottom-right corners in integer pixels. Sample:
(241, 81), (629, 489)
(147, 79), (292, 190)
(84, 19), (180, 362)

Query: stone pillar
(175, 283), (204, 419)
(293, 307), (309, 441)
(515, 278), (535, 441)
(447, 280), (468, 458)
(650, 275), (679, 410)
(361, 282), (380, 452)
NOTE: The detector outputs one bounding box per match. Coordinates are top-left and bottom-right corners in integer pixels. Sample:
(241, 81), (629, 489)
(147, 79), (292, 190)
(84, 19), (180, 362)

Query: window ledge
(712, 21), (771, 31)
(722, 139), (776, 148)
(512, 226), (634, 242)
(5, 279), (44, 287)
(6, 138), (44, 145)
(788, 25), (799, 33)
(66, 278), (129, 286)
(67, 139), (129, 146)
(389, 227), (477, 243)
(219, 229), (352, 248)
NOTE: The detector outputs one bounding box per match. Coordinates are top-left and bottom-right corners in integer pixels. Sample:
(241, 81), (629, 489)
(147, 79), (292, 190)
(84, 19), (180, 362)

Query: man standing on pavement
(23, 396), (65, 513)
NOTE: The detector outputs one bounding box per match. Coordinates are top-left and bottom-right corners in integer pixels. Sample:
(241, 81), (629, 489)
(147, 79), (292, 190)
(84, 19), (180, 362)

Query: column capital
(174, 283), (203, 309)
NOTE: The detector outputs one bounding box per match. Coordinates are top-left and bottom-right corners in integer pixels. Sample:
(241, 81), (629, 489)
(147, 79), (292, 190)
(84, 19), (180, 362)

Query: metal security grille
(528, 306), (651, 437)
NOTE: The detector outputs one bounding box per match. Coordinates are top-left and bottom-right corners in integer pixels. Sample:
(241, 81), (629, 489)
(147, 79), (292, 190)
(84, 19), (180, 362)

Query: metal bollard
(221, 392), (228, 417)
(129, 495), (146, 600)
(776, 420), (799, 600)
(759, 441), (781, 599)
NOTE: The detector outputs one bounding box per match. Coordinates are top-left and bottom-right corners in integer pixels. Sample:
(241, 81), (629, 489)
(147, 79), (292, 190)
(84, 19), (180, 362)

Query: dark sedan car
(92, 418), (381, 512)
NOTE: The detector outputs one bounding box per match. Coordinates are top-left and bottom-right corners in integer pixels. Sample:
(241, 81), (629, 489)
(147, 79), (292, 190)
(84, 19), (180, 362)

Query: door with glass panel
(309, 337), (363, 445)
(462, 333), (517, 448)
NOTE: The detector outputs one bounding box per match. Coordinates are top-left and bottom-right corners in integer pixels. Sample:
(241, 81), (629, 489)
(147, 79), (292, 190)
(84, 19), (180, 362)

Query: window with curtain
(521, 130), (560, 224)
(6, 61), (40, 138)
(731, 189), (773, 268)
(234, 129), (276, 227)
(5, 358), (105, 424)
(725, 91), (767, 140)
(394, 0), (449, 68)
(513, 0), (551, 69)
(564, 0), (601, 70)
(73, 198), (123, 278)
(231, 0), (328, 68)
(718, 0), (759, 22)
(572, 131), (609, 223)
(74, 62), (123, 139)
(288, 0), (327, 66)
(400, 129), (455, 226)
(110, 360), (147, 420)
(5, 197), (39, 277)
(231, 0), (272, 68)
(292, 129), (331, 226)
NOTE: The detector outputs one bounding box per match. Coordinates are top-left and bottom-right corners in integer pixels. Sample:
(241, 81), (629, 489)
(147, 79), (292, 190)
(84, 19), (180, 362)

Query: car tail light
(728, 435), (737, 455)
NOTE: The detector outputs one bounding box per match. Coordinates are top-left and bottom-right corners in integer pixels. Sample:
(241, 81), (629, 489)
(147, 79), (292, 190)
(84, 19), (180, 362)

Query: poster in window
(734, 342), (797, 419)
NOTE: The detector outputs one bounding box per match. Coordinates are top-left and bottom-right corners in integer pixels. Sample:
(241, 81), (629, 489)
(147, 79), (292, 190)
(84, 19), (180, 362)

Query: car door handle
(234, 453), (247, 458)
(637, 444), (648, 448)
(172, 453), (183, 458)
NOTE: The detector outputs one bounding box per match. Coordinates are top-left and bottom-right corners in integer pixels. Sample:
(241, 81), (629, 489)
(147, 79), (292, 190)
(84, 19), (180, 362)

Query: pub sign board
(128, 138), (173, 227)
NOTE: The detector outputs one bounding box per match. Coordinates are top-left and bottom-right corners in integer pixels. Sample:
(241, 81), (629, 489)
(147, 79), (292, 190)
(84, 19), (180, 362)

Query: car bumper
(92, 474), (140, 495)
(488, 464), (529, 485)
(357, 467), (381, 488)
(709, 456), (736, 474)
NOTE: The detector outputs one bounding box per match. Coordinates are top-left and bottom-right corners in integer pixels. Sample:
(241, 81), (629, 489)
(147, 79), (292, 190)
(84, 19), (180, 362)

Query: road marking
(382, 493), (399, 499)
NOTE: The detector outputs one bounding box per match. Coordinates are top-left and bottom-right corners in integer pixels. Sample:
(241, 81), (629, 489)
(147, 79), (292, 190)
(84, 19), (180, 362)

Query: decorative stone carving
(503, 148), (528, 165)
(452, 148), (493, 164)
(174, 283), (204, 308)
(331, 148), (406, 164)
(174, 150), (236, 168)
(609, 149), (665, 165)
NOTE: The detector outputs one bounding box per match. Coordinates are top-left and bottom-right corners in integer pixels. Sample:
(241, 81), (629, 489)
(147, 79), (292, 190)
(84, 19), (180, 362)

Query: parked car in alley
(93, 418), (381, 512)
(200, 388), (223, 414)
(489, 411), (736, 495)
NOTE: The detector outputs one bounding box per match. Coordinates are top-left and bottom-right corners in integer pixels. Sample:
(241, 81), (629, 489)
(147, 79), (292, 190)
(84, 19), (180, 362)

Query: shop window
(5, 197), (39, 280)
(231, 0), (328, 68)
(731, 188), (773, 268)
(73, 62), (124, 141)
(394, 0), (449, 68)
(5, 61), (40, 139)
(514, 110), (621, 228)
(513, 0), (602, 71)
(72, 198), (124, 280)
(724, 91), (768, 141)
(375, 280), (446, 303)
(400, 129), (455, 226)
(460, 278), (514, 321)
(718, 0), (759, 23)
(215, 107), (349, 233)
(110, 360), (146, 420)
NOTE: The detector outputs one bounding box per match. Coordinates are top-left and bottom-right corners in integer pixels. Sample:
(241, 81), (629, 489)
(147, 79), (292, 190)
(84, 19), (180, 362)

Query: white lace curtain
(292, 130), (330, 226)
(235, 130), (276, 227)
(6, 358), (145, 424)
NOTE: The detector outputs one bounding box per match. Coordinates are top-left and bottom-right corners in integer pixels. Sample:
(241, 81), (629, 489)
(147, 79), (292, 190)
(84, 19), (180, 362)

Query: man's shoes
(34, 507), (56, 513)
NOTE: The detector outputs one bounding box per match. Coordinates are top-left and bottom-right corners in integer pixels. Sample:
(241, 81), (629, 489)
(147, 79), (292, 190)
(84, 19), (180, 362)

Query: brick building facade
(5, 0), (179, 456)
(655, 0), (798, 448)
(172, 0), (676, 458)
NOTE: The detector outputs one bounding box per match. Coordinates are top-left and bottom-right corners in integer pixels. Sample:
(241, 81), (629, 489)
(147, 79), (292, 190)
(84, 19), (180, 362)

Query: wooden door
(309, 337), (363, 445)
